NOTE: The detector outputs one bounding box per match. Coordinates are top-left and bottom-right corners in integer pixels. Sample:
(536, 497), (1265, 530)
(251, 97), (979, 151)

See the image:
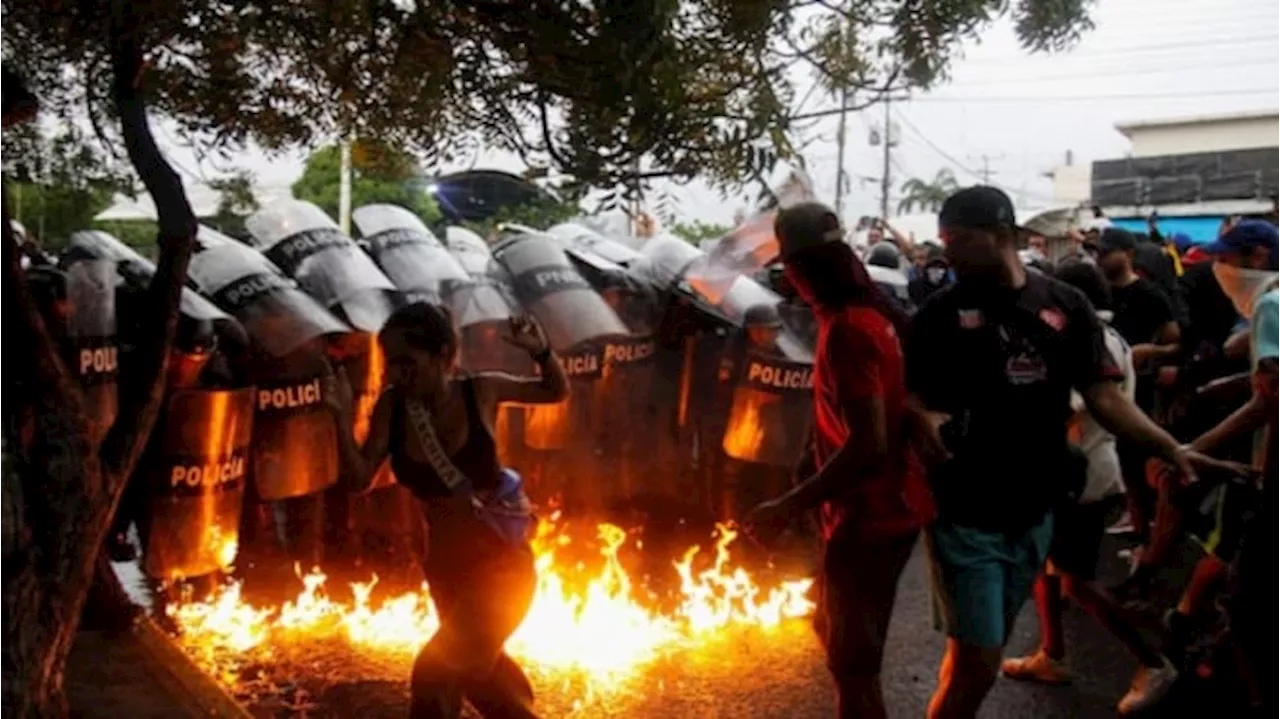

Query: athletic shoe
(1001, 650), (1073, 685)
(1117, 656), (1179, 715)
(1107, 511), (1137, 535)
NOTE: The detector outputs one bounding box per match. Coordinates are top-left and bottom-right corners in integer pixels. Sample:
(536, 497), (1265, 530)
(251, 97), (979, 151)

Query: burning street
(166, 517), (821, 716)
(152, 524), (1152, 718)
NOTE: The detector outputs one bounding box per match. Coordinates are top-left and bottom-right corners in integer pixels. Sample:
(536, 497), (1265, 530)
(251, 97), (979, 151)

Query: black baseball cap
(1096, 228), (1136, 256)
(774, 201), (844, 261)
(937, 186), (1022, 241)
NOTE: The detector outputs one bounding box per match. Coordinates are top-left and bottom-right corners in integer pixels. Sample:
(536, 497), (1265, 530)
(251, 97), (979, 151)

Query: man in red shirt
(746, 202), (933, 719)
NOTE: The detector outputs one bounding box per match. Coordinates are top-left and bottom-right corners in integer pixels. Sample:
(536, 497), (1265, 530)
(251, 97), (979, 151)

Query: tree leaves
(291, 144), (441, 228)
(3, 0), (1093, 193)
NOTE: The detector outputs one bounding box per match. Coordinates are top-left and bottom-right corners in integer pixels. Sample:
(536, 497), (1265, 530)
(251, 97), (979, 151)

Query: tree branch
(98, 23), (198, 487)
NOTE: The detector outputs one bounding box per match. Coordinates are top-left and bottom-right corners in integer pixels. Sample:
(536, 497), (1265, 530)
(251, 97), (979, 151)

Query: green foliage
(669, 219), (732, 245)
(461, 196), (582, 237)
(897, 168), (961, 214)
(2, 123), (132, 248)
(4, 1), (1093, 194)
(205, 169), (259, 239)
(91, 219), (160, 252)
(292, 143), (441, 227)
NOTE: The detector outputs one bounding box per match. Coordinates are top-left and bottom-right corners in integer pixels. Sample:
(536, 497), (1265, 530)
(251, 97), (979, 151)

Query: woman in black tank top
(327, 303), (568, 719)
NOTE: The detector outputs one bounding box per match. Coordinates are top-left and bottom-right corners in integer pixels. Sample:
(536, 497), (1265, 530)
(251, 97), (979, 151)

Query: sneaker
(1001, 650), (1072, 685)
(1117, 656), (1179, 715)
(1107, 512), (1137, 536)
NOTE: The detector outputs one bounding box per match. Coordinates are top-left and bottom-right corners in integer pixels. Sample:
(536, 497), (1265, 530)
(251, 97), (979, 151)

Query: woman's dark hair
(786, 241), (910, 339)
(1055, 261), (1113, 313)
(380, 301), (457, 355)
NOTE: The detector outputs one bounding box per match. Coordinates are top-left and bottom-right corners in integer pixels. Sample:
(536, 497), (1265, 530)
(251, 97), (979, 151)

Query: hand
(322, 365), (356, 422)
(505, 316), (549, 355)
(910, 409), (953, 467)
(742, 497), (793, 547)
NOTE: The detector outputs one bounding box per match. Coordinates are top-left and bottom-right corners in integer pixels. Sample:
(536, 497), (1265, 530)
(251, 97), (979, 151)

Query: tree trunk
(1, 25), (198, 717)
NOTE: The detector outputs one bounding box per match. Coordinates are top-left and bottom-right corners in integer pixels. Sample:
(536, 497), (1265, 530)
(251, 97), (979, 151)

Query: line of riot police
(27, 199), (819, 608)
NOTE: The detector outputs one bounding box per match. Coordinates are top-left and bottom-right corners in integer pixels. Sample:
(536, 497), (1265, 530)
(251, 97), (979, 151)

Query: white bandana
(1212, 262), (1278, 318)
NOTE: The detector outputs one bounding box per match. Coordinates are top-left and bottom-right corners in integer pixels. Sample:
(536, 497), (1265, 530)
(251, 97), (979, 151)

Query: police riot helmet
(866, 242), (902, 270)
(176, 315), (218, 356)
(743, 303), (783, 329)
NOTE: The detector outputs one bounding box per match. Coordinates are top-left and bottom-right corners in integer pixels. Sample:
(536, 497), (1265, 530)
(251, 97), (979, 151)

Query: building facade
(1095, 109), (1278, 241)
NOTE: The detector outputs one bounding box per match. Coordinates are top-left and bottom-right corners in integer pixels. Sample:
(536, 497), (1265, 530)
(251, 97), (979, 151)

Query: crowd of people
(744, 187), (1276, 718)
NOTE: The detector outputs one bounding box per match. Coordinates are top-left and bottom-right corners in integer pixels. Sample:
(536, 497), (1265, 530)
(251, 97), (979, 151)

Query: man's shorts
(925, 513), (1053, 648)
(1048, 497), (1118, 581)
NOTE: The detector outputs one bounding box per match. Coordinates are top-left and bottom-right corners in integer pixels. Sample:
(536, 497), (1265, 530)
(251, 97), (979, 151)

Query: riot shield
(67, 230), (229, 322)
(353, 204), (470, 307)
(491, 229), (628, 353)
(245, 200), (398, 332)
(144, 387), (254, 580)
(190, 226), (350, 358)
(251, 360), (340, 501)
(444, 225), (495, 275)
(631, 234), (704, 290)
(63, 258), (119, 446)
(547, 222), (643, 267)
(721, 347), (813, 467)
(440, 226), (535, 377)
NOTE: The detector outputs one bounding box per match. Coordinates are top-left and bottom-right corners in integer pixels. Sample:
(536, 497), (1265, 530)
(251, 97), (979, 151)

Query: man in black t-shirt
(1097, 229), (1181, 362)
(910, 186), (1210, 719)
(1096, 228), (1182, 541)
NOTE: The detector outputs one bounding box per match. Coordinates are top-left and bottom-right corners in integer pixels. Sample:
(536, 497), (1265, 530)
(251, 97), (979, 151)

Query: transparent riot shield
(546, 222), (643, 266)
(247, 339), (340, 502)
(190, 226), (350, 358)
(353, 203), (470, 307)
(67, 230), (229, 322)
(245, 200), (398, 332)
(631, 234), (704, 290)
(491, 229), (628, 352)
(721, 348), (814, 467)
(444, 225), (495, 274)
(63, 258), (119, 446)
(438, 226), (534, 377)
(144, 387), (254, 580)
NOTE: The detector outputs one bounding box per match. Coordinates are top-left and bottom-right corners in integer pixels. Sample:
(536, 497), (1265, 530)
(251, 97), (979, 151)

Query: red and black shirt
(906, 271), (1121, 533)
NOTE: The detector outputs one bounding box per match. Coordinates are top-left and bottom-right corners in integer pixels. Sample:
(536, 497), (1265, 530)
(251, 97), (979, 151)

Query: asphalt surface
(120, 526), (1227, 718)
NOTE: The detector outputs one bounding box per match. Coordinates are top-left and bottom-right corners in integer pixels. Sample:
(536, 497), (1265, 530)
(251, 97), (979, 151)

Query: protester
(906, 186), (1212, 719)
(1001, 262), (1178, 715)
(1141, 221), (1276, 675)
(866, 241), (902, 271)
(327, 303), (567, 719)
(746, 201), (932, 719)
(909, 244), (954, 306)
(1095, 228), (1181, 542)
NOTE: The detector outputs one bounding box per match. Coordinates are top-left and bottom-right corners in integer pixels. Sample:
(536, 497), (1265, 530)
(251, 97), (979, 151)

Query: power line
(946, 60), (1275, 87)
(891, 110), (1057, 204)
(955, 34), (1277, 65)
(910, 87), (1277, 103)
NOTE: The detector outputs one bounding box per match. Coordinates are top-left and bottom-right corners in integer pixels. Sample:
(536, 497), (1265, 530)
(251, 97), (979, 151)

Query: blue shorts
(925, 513), (1053, 648)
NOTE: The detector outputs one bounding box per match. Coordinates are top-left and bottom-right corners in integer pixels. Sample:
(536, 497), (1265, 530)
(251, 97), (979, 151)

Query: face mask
(926, 267), (947, 285)
(1213, 262), (1278, 318)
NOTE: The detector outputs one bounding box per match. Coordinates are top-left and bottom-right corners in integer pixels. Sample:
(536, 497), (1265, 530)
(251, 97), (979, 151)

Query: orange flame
(721, 394), (767, 460)
(169, 516), (813, 695)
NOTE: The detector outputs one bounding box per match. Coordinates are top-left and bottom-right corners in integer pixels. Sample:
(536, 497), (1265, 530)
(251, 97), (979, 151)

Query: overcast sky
(156, 0), (1279, 228)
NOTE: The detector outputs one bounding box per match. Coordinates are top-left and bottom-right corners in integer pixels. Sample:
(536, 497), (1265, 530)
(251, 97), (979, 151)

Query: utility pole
(338, 138), (353, 234)
(879, 94), (892, 219)
(835, 87), (849, 219)
(968, 153), (1005, 185)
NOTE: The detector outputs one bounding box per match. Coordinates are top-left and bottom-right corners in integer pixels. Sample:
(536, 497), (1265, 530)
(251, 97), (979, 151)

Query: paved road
(224, 537), (1201, 718)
